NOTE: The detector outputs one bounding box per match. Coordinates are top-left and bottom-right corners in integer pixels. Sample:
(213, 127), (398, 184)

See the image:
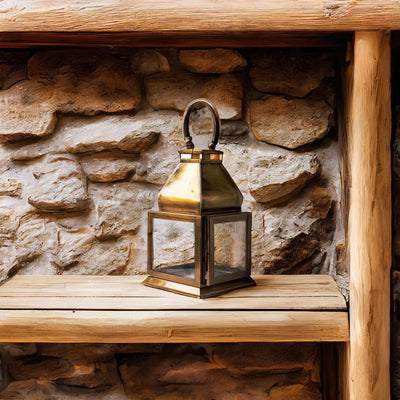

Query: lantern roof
(158, 148), (243, 214)
(158, 99), (243, 214)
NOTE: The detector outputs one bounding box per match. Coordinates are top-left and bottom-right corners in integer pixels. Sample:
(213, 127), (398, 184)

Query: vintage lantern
(144, 99), (255, 298)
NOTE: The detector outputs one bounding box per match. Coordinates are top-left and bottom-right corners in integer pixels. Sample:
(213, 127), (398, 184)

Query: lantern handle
(182, 99), (221, 150)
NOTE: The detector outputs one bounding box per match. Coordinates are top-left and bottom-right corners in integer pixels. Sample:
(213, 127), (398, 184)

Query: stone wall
(0, 47), (342, 399)
(0, 343), (321, 400)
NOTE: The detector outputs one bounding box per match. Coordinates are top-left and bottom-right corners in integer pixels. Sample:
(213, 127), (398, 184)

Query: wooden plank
(0, 31), (346, 48)
(0, 275), (346, 310)
(0, 1), (399, 34)
(0, 275), (338, 293)
(347, 31), (391, 400)
(0, 295), (346, 311)
(0, 275), (341, 297)
(0, 310), (349, 343)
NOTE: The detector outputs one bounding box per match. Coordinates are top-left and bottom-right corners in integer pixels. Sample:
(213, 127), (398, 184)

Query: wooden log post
(347, 31), (391, 400)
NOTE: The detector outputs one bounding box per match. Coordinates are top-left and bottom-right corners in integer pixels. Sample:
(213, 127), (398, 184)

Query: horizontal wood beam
(0, 31), (347, 48)
(0, 310), (349, 343)
(0, 1), (399, 36)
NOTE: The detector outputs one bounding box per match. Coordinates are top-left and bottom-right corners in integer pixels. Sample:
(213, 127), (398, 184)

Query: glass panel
(213, 219), (247, 279)
(152, 218), (196, 280)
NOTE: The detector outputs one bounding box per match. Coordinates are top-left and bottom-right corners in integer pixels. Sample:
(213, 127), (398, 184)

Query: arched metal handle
(182, 99), (221, 150)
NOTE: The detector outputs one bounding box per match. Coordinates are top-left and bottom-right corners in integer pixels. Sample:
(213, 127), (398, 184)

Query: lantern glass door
(148, 212), (202, 286)
(153, 218), (195, 278)
(208, 213), (251, 285)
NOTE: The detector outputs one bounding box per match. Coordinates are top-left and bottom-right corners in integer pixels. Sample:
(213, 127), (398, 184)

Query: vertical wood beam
(347, 31), (391, 400)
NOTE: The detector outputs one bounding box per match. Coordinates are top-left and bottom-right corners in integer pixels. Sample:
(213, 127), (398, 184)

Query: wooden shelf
(0, 275), (348, 343)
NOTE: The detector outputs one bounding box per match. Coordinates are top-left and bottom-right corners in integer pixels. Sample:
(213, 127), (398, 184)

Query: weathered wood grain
(0, 310), (349, 343)
(347, 31), (391, 400)
(0, 1), (399, 34)
(0, 274), (348, 343)
(0, 275), (346, 311)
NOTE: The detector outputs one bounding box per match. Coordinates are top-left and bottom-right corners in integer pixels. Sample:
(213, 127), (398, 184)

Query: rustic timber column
(348, 31), (391, 400)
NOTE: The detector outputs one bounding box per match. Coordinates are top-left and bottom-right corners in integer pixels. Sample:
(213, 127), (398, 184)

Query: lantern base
(142, 276), (256, 298)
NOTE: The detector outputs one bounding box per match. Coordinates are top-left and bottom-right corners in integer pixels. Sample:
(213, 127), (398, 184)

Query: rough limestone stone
(0, 380), (57, 400)
(179, 49), (247, 73)
(0, 179), (23, 197)
(28, 155), (88, 212)
(0, 50), (29, 90)
(268, 383), (321, 400)
(157, 49), (179, 65)
(62, 238), (131, 275)
(220, 120), (248, 138)
(8, 356), (75, 381)
(0, 81), (57, 142)
(145, 73), (243, 119)
(80, 152), (137, 183)
(248, 96), (333, 149)
(9, 111), (179, 162)
(62, 113), (161, 154)
(185, 106), (248, 144)
(56, 229), (96, 269)
(16, 253), (59, 276)
(7, 129), (67, 162)
(251, 185), (333, 274)
(207, 343), (319, 377)
(89, 182), (157, 239)
(119, 344), (320, 400)
(28, 50), (141, 115)
(0, 344), (37, 359)
(248, 151), (320, 204)
(37, 343), (114, 365)
(0, 107), (57, 143)
(0, 207), (20, 243)
(0, 245), (19, 284)
(248, 49), (334, 97)
(56, 358), (120, 389)
(0, 380), (127, 400)
(15, 344), (126, 396)
(0, 213), (60, 282)
(130, 49), (170, 75)
(130, 137), (180, 186)
(15, 215), (59, 265)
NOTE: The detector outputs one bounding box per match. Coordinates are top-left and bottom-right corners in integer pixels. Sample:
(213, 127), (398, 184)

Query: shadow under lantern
(144, 99), (255, 298)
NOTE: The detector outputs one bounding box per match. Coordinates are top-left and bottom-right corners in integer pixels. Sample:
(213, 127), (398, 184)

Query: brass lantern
(143, 99), (255, 298)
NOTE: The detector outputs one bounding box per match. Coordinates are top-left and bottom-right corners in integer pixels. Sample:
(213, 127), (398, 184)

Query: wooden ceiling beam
(0, 1), (399, 36)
